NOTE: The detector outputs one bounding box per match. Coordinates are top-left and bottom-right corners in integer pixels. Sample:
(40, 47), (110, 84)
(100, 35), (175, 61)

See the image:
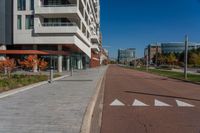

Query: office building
(118, 48), (136, 64)
(161, 42), (197, 54)
(0, 0), (102, 72)
(144, 44), (161, 64)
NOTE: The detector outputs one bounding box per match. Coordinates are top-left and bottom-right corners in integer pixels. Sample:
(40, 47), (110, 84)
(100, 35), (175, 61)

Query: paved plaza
(0, 66), (107, 133)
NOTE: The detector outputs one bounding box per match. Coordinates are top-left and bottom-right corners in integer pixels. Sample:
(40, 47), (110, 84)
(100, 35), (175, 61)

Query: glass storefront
(40, 53), (89, 71)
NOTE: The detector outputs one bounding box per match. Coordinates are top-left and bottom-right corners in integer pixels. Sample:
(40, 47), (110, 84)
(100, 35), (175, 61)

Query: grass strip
(125, 67), (200, 83)
(0, 74), (48, 93)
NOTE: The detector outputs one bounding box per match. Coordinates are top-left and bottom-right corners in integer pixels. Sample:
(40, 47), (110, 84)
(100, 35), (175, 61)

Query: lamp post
(156, 43), (158, 67)
(134, 57), (136, 69)
(184, 35), (188, 80)
(146, 47), (149, 71)
(49, 55), (54, 83)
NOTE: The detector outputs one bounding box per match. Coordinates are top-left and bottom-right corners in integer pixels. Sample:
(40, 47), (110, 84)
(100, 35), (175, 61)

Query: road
(101, 65), (200, 133)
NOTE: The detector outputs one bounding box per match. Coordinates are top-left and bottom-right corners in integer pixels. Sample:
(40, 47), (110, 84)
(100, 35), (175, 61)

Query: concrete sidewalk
(172, 68), (200, 75)
(0, 66), (107, 133)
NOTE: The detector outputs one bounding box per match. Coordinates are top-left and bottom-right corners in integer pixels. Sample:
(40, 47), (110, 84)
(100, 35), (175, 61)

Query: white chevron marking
(176, 100), (194, 107)
(110, 99), (125, 106)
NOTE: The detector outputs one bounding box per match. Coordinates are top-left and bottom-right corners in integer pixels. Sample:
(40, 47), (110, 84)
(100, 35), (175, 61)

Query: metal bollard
(71, 67), (73, 76)
(49, 66), (54, 83)
(4, 67), (7, 75)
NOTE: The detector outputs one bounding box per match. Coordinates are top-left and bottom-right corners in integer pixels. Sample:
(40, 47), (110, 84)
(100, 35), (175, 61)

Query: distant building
(118, 48), (136, 64)
(100, 48), (109, 65)
(146, 44), (161, 64)
(161, 42), (197, 54)
(196, 44), (200, 49)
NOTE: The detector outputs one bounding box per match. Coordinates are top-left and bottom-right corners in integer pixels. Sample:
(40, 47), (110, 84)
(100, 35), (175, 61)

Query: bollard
(4, 67), (7, 75)
(49, 66), (54, 83)
(71, 67), (73, 76)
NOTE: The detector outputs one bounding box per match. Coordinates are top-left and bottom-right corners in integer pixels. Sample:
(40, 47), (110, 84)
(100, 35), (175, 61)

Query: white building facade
(0, 0), (101, 72)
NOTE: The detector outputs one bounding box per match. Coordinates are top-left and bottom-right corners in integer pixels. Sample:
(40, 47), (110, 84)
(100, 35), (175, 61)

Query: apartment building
(0, 0), (102, 72)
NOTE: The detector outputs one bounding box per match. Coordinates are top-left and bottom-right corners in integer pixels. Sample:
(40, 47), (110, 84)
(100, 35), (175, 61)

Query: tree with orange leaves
(0, 58), (16, 77)
(20, 55), (38, 72)
(38, 59), (48, 71)
(0, 61), (4, 72)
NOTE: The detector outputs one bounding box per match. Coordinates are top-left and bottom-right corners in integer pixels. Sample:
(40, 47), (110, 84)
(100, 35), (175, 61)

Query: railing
(42, 22), (77, 27)
(41, 4), (77, 7)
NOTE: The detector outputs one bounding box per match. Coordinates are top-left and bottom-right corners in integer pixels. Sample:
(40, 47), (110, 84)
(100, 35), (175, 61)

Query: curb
(0, 74), (70, 99)
(80, 67), (108, 133)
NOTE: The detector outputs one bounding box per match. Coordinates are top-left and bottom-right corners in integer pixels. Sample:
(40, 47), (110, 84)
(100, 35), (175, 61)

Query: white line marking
(132, 99), (149, 106)
(176, 100), (195, 107)
(110, 99), (125, 106)
(155, 99), (171, 107)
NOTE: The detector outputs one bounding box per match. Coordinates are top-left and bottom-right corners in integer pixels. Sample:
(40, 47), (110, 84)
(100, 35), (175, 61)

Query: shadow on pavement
(125, 91), (200, 102)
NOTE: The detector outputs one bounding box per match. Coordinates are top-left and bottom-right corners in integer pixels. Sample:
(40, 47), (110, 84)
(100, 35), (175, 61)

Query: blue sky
(100, 0), (200, 58)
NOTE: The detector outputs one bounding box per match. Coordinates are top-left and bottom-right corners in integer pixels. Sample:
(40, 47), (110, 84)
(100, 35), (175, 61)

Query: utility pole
(184, 35), (188, 80)
(155, 43), (158, 67)
(134, 57), (136, 69)
(146, 48), (149, 71)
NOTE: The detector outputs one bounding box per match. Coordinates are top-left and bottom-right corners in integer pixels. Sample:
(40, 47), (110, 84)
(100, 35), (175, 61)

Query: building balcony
(34, 22), (79, 34)
(91, 44), (100, 52)
(34, 21), (91, 46)
(91, 34), (100, 43)
(34, 4), (78, 15)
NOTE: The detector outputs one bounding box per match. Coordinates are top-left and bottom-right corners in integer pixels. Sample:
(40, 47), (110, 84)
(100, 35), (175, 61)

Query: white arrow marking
(155, 99), (171, 107)
(132, 99), (149, 106)
(176, 100), (195, 107)
(110, 99), (125, 106)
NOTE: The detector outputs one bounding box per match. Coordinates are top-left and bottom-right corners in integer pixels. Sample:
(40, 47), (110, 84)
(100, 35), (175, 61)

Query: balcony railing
(42, 22), (77, 27)
(41, 4), (77, 7)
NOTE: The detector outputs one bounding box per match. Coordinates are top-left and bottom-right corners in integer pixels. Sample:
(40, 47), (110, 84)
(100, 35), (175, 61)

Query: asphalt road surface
(101, 65), (200, 133)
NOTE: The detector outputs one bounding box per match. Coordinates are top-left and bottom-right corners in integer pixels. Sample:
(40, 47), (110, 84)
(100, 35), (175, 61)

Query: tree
(157, 54), (166, 65)
(38, 59), (48, 71)
(20, 55), (38, 71)
(0, 58), (16, 78)
(189, 53), (200, 66)
(166, 53), (177, 67)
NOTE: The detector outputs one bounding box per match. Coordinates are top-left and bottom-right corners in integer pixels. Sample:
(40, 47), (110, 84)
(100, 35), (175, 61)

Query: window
(25, 15), (34, 29)
(30, 0), (34, 10)
(17, 15), (22, 30)
(43, 18), (70, 26)
(43, 0), (68, 5)
(17, 0), (26, 10)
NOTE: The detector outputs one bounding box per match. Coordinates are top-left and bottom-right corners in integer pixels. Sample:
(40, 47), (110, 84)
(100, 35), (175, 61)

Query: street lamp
(146, 46), (149, 71)
(184, 35), (188, 80)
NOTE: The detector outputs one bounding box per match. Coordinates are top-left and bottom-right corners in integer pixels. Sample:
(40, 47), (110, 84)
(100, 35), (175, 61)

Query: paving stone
(0, 67), (107, 133)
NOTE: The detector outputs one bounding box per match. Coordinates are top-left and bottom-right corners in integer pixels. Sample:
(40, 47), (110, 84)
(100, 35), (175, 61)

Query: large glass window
(30, 0), (34, 10)
(25, 15), (34, 29)
(17, 0), (26, 10)
(17, 15), (22, 30)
